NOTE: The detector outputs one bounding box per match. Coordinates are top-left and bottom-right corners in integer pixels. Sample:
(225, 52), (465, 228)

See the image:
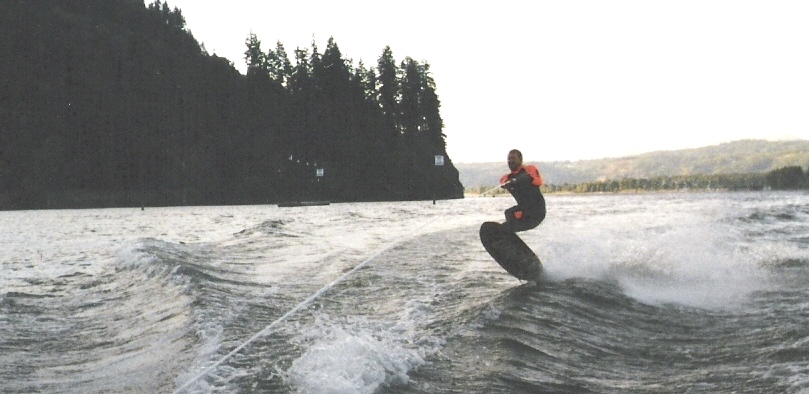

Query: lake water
(2, 192), (808, 393)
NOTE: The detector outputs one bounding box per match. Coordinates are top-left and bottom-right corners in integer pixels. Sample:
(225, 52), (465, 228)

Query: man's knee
(505, 216), (539, 232)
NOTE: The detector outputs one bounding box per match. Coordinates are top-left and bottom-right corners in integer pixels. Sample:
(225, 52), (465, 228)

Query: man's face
(507, 152), (522, 172)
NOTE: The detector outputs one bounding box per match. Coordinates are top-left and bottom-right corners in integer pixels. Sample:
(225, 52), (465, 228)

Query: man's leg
(503, 206), (520, 230)
(504, 206), (540, 232)
(504, 206), (545, 232)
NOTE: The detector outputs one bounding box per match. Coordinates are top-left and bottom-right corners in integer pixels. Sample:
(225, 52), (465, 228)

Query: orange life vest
(500, 165), (543, 187)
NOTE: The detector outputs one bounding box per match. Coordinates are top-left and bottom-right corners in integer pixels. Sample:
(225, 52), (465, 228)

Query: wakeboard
(479, 221), (542, 282)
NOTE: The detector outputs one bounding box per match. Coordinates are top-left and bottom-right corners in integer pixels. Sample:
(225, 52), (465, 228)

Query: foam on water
(538, 198), (772, 308)
(282, 315), (429, 394)
(116, 238), (245, 393)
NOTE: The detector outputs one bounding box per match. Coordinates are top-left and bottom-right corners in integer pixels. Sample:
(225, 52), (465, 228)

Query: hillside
(457, 140), (809, 188)
(0, 1), (462, 209)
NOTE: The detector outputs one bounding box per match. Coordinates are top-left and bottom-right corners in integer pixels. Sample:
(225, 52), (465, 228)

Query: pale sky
(168, 0), (809, 163)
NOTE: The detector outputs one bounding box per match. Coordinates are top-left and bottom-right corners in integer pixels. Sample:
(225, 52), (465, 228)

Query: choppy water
(1, 192), (808, 393)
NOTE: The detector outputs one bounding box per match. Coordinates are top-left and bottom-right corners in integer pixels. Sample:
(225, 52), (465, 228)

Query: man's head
(507, 149), (523, 171)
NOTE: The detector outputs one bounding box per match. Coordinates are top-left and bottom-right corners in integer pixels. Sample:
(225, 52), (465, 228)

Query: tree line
(0, 0), (463, 210)
(764, 166), (809, 190)
(467, 166), (808, 195)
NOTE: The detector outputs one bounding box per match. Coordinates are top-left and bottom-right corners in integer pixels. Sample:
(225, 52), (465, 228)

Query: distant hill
(457, 140), (809, 188)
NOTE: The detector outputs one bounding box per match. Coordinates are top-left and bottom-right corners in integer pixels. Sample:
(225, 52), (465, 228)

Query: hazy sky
(168, 0), (809, 163)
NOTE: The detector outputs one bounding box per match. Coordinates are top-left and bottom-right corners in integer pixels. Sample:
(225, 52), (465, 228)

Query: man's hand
(512, 172), (532, 186)
(501, 178), (516, 190)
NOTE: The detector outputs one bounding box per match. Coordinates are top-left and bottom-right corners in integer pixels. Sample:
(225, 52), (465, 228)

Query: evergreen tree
(418, 62), (445, 146)
(356, 60), (378, 102)
(244, 32), (267, 77)
(377, 46), (400, 137)
(316, 37), (353, 162)
(286, 46), (318, 166)
(400, 57), (422, 136)
(266, 41), (292, 85)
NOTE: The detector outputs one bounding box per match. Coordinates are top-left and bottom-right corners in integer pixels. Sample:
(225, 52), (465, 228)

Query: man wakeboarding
(500, 149), (546, 232)
(478, 149), (546, 282)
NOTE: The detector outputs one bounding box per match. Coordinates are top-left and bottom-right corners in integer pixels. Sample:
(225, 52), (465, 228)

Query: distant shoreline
(464, 187), (771, 199)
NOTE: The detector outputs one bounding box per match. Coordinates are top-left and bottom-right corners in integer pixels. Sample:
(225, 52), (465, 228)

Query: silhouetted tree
(266, 41), (292, 86)
(377, 46), (400, 137)
(244, 32), (268, 77)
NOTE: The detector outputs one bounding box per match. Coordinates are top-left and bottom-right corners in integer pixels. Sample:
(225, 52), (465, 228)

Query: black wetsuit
(503, 167), (546, 232)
